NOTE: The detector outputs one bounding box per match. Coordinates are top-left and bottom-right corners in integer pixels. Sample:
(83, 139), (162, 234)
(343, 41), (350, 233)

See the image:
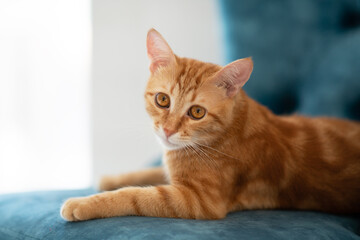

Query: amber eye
(188, 105), (206, 120)
(155, 93), (170, 108)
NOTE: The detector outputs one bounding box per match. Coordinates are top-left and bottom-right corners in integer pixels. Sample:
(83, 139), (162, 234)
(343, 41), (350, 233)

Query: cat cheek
(182, 130), (189, 136)
(153, 122), (160, 130)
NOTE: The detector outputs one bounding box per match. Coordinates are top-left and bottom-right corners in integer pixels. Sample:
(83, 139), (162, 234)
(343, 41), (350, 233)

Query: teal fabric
(0, 189), (359, 239)
(220, 0), (360, 120)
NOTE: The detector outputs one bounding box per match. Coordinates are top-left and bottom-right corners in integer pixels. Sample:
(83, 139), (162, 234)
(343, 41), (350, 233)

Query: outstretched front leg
(99, 167), (167, 191)
(61, 184), (227, 221)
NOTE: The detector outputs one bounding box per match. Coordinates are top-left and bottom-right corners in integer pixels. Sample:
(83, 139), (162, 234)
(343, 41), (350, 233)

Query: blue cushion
(220, 0), (360, 120)
(0, 189), (359, 239)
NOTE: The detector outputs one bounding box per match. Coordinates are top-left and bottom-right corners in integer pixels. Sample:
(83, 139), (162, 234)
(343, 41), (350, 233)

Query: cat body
(164, 90), (360, 216)
(61, 29), (360, 221)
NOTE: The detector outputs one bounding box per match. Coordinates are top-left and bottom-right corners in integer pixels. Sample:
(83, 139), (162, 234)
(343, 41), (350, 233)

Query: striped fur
(61, 30), (360, 221)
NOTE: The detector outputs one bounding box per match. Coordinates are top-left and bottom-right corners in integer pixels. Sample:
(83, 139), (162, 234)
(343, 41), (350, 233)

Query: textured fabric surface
(220, 0), (360, 119)
(0, 189), (359, 240)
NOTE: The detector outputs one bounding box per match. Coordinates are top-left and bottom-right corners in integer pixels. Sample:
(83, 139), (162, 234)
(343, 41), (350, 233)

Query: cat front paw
(60, 197), (97, 221)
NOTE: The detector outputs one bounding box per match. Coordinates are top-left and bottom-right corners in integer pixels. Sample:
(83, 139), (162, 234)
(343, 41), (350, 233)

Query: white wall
(92, 0), (223, 184)
(0, 0), (91, 193)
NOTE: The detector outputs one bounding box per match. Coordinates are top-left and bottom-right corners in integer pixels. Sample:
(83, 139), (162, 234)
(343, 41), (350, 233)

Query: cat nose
(163, 128), (176, 138)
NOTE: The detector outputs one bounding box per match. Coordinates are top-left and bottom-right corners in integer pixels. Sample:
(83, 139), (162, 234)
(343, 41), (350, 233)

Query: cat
(61, 29), (360, 221)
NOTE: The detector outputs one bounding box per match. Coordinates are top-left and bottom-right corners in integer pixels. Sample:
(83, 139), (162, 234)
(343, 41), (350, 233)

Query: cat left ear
(211, 58), (253, 98)
(146, 28), (176, 74)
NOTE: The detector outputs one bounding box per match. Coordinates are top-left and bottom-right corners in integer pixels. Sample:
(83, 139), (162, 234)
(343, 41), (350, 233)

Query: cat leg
(61, 185), (227, 221)
(99, 167), (167, 191)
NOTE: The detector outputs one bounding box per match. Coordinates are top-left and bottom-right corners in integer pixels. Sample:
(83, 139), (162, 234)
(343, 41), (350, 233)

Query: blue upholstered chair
(1, 1), (359, 239)
(0, 188), (359, 239)
(221, 0), (360, 120)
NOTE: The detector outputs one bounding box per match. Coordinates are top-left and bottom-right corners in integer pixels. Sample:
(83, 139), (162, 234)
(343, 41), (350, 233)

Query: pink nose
(163, 128), (176, 138)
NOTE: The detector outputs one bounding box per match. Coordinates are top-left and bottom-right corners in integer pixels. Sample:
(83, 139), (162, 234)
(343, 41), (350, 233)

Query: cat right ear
(146, 29), (176, 74)
(211, 58), (253, 98)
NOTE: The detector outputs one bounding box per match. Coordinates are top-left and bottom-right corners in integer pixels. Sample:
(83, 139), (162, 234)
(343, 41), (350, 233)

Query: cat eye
(155, 92), (170, 108)
(188, 105), (206, 120)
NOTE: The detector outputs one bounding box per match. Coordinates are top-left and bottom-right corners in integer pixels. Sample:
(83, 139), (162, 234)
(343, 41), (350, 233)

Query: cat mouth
(160, 137), (180, 149)
(163, 138), (174, 145)
(154, 134), (183, 150)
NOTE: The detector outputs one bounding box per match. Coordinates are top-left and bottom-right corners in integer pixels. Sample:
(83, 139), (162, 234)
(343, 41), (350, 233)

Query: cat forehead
(168, 57), (220, 95)
(174, 57), (220, 81)
(147, 57), (223, 105)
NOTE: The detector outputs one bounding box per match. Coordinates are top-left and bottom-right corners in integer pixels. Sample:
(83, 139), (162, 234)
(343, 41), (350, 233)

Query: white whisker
(191, 138), (241, 161)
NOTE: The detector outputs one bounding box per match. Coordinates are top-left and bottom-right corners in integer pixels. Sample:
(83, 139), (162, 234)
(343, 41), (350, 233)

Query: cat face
(144, 29), (253, 150)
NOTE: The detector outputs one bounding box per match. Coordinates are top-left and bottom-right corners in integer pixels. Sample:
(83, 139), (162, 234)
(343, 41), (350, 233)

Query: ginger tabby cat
(61, 29), (360, 221)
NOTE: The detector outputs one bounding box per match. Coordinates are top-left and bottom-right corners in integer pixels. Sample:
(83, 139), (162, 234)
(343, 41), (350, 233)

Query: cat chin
(161, 143), (184, 151)
(155, 135), (184, 150)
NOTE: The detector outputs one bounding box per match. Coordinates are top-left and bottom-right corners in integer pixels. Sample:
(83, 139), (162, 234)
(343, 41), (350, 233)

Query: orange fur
(61, 29), (360, 221)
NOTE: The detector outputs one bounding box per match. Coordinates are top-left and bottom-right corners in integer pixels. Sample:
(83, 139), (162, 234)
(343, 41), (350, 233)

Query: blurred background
(0, 0), (222, 193)
(0, 0), (359, 194)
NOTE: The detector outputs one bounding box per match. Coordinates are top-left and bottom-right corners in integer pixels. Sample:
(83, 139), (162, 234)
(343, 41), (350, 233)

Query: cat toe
(60, 197), (93, 221)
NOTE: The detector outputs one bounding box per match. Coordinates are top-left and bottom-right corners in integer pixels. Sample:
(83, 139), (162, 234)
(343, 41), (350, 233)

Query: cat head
(144, 29), (253, 150)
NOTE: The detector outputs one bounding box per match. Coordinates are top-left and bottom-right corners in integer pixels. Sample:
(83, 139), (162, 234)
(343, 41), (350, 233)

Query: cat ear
(146, 28), (176, 74)
(211, 58), (253, 98)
